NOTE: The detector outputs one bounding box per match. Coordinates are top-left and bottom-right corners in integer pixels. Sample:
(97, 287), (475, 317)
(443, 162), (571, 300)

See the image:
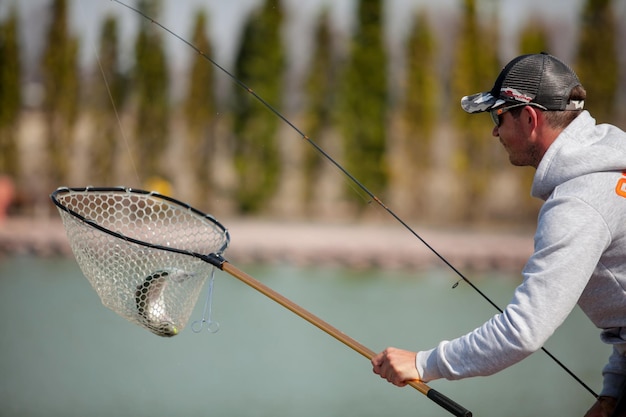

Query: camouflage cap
(461, 53), (584, 113)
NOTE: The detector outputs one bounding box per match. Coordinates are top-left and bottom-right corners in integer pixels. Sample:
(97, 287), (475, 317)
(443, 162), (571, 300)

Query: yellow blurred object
(144, 177), (172, 196)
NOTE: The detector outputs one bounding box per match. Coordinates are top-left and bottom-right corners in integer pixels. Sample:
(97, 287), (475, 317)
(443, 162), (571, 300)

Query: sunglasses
(489, 102), (547, 127)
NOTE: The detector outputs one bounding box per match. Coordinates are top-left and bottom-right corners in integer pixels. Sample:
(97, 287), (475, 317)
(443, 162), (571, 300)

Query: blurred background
(0, 0), (624, 226)
(0, 1), (622, 416)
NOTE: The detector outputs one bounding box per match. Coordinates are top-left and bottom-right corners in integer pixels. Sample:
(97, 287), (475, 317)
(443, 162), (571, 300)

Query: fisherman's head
(460, 53), (586, 167)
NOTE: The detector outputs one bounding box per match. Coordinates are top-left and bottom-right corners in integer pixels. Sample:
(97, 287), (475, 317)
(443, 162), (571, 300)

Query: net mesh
(52, 187), (230, 337)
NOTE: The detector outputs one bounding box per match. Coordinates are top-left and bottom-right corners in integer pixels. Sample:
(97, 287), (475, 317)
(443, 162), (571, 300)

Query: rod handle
(425, 387), (472, 417)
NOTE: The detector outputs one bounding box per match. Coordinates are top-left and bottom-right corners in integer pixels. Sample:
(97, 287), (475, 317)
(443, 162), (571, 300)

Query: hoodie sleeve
(416, 195), (611, 382)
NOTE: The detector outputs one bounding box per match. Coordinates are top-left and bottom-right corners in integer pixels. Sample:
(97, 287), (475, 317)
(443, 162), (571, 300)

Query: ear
(522, 105), (540, 135)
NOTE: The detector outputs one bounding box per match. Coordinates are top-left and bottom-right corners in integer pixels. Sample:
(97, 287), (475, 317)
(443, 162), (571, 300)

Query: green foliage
(337, 0), (387, 197)
(517, 17), (551, 216)
(0, 6), (21, 176)
(88, 15), (127, 185)
(41, 0), (80, 184)
(305, 10), (335, 145)
(0, 8), (20, 128)
(134, 0), (169, 179)
(94, 16), (128, 112)
(302, 10), (336, 204)
(232, 0), (284, 213)
(575, 0), (618, 122)
(519, 18), (549, 54)
(384, 10), (439, 214)
(183, 10), (215, 190)
(404, 10), (438, 170)
(450, 0), (499, 219)
(8, 0), (623, 226)
(42, 0), (79, 121)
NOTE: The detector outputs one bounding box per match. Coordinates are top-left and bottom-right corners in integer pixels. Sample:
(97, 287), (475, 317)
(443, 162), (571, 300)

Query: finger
(371, 350), (385, 367)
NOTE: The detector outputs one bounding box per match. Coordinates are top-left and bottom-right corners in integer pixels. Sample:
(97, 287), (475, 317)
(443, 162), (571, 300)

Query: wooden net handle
(220, 261), (471, 417)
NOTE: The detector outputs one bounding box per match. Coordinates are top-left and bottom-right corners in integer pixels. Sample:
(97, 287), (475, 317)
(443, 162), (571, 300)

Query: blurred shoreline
(0, 216), (534, 273)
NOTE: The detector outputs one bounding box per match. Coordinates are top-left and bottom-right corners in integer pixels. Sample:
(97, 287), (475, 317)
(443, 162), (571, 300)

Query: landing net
(51, 186), (230, 337)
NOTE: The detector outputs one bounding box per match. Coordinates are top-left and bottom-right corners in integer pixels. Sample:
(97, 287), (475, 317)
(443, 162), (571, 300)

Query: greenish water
(0, 256), (607, 417)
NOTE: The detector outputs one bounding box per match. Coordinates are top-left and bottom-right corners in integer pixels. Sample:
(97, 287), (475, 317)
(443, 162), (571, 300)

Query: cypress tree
(516, 18), (550, 221)
(133, 0), (169, 181)
(182, 10), (214, 194)
(337, 0), (387, 200)
(450, 0), (499, 221)
(302, 10), (339, 211)
(519, 19), (550, 54)
(575, 0), (618, 122)
(41, 0), (79, 185)
(404, 11), (438, 158)
(89, 15), (127, 185)
(232, 0), (284, 214)
(0, 6), (21, 177)
(95, 17), (127, 111)
(392, 10), (438, 213)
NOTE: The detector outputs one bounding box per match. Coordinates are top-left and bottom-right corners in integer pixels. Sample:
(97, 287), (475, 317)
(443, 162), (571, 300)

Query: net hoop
(51, 186), (230, 257)
(51, 186), (230, 337)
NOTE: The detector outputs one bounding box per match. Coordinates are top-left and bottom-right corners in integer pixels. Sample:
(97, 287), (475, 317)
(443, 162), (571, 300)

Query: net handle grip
(218, 260), (472, 417)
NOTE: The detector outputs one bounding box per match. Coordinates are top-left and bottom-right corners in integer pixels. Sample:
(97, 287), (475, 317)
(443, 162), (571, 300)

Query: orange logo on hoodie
(616, 172), (626, 198)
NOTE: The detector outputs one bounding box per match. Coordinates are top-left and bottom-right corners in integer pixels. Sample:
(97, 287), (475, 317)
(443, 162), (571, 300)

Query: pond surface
(0, 256), (607, 416)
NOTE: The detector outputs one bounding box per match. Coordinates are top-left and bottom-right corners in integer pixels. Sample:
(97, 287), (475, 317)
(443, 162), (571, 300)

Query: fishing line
(92, 40), (141, 185)
(110, 0), (597, 399)
(95, 37), (225, 332)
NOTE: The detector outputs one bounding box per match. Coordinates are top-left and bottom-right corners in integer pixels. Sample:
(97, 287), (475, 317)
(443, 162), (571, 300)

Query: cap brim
(461, 92), (507, 114)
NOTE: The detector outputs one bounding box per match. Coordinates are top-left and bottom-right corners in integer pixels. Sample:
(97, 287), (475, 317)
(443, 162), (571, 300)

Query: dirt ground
(0, 216), (534, 273)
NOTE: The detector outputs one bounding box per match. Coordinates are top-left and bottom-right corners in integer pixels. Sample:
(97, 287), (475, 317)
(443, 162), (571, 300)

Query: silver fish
(135, 270), (179, 337)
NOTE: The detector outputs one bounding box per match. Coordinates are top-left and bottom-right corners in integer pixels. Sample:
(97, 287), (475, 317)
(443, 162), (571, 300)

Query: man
(371, 53), (626, 417)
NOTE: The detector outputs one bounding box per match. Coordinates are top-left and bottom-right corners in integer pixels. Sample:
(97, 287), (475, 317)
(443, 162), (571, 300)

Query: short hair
(542, 85), (586, 128)
(510, 85), (586, 129)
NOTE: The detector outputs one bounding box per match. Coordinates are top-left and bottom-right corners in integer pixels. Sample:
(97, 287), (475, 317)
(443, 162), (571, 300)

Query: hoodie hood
(532, 111), (626, 200)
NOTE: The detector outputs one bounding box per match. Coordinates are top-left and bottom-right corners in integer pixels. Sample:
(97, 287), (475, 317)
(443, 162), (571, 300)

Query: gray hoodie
(416, 111), (626, 398)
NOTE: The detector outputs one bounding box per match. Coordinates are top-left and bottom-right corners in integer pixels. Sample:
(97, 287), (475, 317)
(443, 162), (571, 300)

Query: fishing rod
(110, 0), (597, 399)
